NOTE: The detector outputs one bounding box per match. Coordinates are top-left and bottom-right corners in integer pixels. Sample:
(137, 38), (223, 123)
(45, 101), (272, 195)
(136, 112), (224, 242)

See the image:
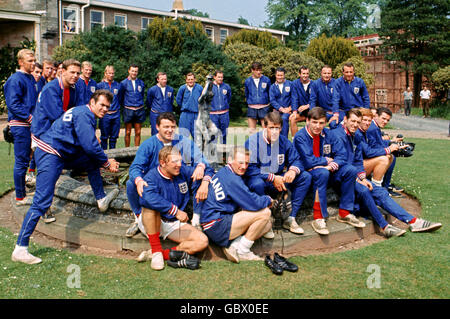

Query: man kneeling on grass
(200, 146), (273, 263)
(137, 146), (213, 270)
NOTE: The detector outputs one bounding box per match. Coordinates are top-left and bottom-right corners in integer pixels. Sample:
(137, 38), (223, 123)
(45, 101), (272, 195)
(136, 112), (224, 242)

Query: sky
(98, 0), (270, 27)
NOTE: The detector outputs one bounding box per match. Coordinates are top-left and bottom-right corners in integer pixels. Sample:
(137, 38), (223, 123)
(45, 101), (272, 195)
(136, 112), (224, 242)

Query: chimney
(172, 0), (185, 12)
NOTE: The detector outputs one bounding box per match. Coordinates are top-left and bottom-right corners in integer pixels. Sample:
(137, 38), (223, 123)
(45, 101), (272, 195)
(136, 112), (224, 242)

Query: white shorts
(137, 213), (186, 240)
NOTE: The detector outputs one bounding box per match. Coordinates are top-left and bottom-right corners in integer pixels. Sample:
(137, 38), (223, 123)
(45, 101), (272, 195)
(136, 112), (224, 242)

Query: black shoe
(42, 211), (56, 224)
(264, 255), (283, 275)
(388, 184), (404, 192)
(167, 254), (200, 270)
(169, 250), (189, 262)
(388, 189), (403, 198)
(273, 253), (298, 272)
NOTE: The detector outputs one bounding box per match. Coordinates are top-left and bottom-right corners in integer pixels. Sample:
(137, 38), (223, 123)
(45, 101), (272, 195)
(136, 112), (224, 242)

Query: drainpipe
(81, 0), (91, 32)
(58, 0), (62, 46)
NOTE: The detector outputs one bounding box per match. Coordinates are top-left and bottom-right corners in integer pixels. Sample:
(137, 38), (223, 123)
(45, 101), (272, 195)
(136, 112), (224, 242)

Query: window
(63, 7), (78, 33)
(220, 28), (228, 44)
(90, 10), (104, 30)
(141, 17), (153, 30)
(114, 14), (127, 29)
(205, 27), (214, 42)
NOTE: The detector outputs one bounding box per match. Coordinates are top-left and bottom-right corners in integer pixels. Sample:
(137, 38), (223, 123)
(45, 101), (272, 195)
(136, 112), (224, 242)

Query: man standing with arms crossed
(245, 62), (271, 134)
(119, 64), (146, 147)
(146, 72), (174, 136)
(210, 70), (232, 144)
(269, 67), (293, 138)
(176, 72), (203, 139)
(290, 66), (312, 136)
(332, 62), (370, 124)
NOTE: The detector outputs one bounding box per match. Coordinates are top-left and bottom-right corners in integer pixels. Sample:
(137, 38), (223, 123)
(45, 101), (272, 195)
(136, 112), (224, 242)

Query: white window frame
(62, 6), (79, 34)
(141, 17), (153, 30)
(205, 26), (214, 42)
(219, 28), (228, 44)
(114, 13), (127, 29)
(90, 9), (104, 30)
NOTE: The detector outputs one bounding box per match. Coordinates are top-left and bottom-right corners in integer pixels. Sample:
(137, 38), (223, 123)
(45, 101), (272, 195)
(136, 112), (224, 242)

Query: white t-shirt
(253, 78), (260, 88)
(131, 80), (136, 92)
(159, 86), (166, 97)
(302, 82), (309, 92)
(420, 89), (431, 99)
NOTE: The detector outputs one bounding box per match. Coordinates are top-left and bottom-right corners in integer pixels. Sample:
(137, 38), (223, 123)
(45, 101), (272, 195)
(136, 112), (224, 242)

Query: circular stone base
(10, 190), (410, 261)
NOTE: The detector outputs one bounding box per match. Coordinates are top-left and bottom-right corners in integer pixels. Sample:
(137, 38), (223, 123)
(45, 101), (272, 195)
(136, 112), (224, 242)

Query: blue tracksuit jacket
(175, 83), (203, 113)
(291, 79), (311, 111)
(75, 77), (97, 105)
(211, 82), (232, 112)
(309, 78), (337, 113)
(200, 164), (272, 224)
(146, 85), (174, 113)
(119, 77), (145, 107)
(4, 71), (38, 125)
(31, 77), (77, 140)
(244, 75), (271, 105)
(332, 76), (370, 112)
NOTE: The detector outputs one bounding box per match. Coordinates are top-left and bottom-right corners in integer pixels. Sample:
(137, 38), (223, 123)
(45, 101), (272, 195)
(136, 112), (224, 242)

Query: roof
(64, 0), (289, 36)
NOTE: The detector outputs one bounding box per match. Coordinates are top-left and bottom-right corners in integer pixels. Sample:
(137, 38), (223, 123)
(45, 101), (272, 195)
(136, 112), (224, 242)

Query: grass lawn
(0, 136), (448, 299)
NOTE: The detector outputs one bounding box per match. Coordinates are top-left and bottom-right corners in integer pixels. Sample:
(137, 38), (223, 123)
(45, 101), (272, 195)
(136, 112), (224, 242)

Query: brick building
(349, 34), (415, 112)
(0, 0), (288, 62)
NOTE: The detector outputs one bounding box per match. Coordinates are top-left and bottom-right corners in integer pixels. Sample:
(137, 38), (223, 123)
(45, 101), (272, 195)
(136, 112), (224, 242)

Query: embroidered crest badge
(222, 89), (227, 95)
(262, 83), (267, 89)
(277, 154), (285, 165)
(178, 182), (188, 194)
(354, 87), (359, 94)
(114, 89), (118, 95)
(90, 86), (96, 93)
(285, 86), (290, 93)
(323, 144), (331, 155)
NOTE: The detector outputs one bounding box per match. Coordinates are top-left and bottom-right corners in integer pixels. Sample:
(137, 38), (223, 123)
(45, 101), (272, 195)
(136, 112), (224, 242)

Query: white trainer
(311, 218), (329, 235)
(97, 188), (119, 213)
(263, 228), (275, 239)
(237, 250), (263, 261)
(137, 249), (152, 262)
(336, 213), (366, 228)
(11, 246), (42, 265)
(150, 252), (164, 270)
(283, 217), (304, 234)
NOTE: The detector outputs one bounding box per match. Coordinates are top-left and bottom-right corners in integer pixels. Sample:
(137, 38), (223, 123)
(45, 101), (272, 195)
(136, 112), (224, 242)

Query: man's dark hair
(342, 62), (355, 71)
(91, 89), (113, 104)
(35, 62), (42, 70)
(321, 65), (332, 71)
(275, 67), (286, 74)
(129, 64), (139, 69)
(251, 62), (262, 70)
(346, 108), (362, 119)
(377, 107), (392, 117)
(263, 111), (283, 127)
(307, 107), (327, 120)
(299, 65), (309, 73)
(214, 70), (224, 76)
(157, 112), (177, 126)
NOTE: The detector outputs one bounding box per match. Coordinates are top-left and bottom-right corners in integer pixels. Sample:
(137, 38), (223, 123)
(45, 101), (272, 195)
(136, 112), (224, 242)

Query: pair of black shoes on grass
(265, 253), (298, 275)
(167, 250), (200, 270)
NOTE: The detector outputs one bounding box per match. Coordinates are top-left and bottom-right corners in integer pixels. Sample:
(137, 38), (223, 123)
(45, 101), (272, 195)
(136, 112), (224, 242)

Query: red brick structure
(349, 34), (415, 112)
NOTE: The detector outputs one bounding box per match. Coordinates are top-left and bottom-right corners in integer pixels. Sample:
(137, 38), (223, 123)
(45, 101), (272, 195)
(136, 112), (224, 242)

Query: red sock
(409, 217), (417, 224)
(28, 169), (35, 173)
(313, 201), (322, 220)
(147, 232), (162, 253)
(162, 246), (178, 261)
(339, 209), (350, 218)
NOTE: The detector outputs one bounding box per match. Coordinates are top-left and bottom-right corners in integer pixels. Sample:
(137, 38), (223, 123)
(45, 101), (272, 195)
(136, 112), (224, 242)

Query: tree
(431, 66), (450, 100)
(186, 9), (209, 18)
(305, 34), (360, 69)
(223, 29), (281, 51)
(380, 0), (450, 107)
(237, 16), (250, 26)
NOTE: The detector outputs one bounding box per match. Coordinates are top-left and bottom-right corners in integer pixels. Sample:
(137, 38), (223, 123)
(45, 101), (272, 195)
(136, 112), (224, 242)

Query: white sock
(230, 236), (242, 249)
(191, 213), (200, 226)
(371, 178), (383, 187)
(14, 245), (28, 253)
(288, 216), (296, 223)
(237, 236), (254, 254)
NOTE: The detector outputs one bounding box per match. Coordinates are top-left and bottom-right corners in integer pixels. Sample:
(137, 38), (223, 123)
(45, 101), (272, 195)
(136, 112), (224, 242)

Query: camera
(390, 134), (415, 157)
